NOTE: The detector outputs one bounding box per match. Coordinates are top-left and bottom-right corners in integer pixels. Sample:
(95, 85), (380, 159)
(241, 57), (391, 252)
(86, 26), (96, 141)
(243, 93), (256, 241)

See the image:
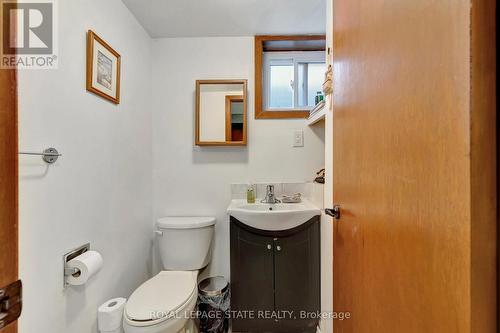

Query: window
(269, 61), (294, 108)
(264, 52), (326, 110)
(255, 35), (326, 119)
(298, 62), (326, 107)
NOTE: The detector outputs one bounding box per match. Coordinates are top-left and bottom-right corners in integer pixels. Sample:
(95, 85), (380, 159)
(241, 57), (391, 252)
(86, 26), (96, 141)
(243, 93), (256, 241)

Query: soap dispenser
(246, 184), (256, 204)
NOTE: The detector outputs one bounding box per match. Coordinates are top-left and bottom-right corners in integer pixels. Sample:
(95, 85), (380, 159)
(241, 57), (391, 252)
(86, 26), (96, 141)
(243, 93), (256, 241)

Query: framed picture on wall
(86, 30), (121, 104)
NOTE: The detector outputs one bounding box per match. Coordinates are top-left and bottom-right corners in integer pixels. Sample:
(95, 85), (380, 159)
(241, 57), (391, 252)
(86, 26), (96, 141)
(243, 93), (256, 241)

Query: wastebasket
(197, 276), (230, 333)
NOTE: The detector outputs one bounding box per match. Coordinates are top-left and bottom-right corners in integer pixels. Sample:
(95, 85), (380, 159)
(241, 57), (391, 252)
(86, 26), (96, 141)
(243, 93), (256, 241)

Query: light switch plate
(293, 130), (304, 147)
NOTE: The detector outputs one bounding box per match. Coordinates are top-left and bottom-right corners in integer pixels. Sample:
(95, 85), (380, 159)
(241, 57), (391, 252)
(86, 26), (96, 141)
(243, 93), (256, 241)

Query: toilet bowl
(123, 271), (198, 333)
(123, 217), (215, 333)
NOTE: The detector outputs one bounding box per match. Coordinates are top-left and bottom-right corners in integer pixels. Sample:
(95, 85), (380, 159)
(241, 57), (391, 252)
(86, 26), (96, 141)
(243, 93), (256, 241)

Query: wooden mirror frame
(195, 79), (248, 146)
(255, 35), (326, 119)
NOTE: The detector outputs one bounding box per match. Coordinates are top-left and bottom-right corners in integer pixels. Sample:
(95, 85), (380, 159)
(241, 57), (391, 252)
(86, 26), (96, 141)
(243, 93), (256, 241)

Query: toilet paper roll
(66, 250), (103, 286)
(98, 297), (127, 332)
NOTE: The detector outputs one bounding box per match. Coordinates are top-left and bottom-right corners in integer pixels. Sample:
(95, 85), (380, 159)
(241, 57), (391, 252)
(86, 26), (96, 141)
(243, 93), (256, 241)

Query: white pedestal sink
(227, 199), (321, 231)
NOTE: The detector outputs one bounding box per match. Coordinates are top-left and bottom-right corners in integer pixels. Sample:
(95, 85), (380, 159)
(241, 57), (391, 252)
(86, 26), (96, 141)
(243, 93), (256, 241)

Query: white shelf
(307, 102), (326, 126)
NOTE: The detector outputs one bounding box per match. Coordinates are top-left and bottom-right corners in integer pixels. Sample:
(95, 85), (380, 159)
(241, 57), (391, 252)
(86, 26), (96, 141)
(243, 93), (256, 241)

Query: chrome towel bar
(19, 147), (61, 164)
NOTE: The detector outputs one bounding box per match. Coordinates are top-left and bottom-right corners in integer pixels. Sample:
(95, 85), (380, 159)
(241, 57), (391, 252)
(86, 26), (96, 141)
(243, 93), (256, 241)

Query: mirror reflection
(196, 80), (247, 146)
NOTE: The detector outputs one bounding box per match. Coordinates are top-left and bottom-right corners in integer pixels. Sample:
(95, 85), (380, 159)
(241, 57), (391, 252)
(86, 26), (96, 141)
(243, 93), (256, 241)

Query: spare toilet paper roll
(98, 297), (127, 332)
(66, 250), (103, 286)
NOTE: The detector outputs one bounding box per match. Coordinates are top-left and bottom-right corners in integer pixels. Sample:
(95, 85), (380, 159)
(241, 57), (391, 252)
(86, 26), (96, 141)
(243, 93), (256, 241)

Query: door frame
(0, 56), (19, 333)
(0, 0), (19, 331)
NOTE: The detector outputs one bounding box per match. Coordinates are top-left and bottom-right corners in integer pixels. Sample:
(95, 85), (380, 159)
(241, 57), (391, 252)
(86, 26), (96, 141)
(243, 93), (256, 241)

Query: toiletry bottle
(247, 185), (255, 204)
(316, 91), (324, 104)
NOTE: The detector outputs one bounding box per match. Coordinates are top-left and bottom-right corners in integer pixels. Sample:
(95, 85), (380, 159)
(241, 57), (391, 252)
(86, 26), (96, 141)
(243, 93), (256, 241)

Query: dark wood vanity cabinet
(230, 216), (320, 333)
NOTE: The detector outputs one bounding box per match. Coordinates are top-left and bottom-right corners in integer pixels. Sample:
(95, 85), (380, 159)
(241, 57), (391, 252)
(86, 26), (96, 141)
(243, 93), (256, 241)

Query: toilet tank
(156, 216), (215, 270)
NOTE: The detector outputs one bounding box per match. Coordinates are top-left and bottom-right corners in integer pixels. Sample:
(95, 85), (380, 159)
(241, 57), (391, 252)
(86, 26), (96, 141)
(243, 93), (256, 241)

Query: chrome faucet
(261, 185), (281, 204)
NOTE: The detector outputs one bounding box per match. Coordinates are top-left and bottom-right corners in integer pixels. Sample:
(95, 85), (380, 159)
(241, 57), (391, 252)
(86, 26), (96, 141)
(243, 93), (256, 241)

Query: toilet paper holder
(63, 243), (90, 288)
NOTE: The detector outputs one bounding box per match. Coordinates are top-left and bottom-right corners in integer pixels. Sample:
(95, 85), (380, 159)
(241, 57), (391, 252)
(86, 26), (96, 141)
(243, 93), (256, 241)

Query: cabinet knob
(267, 244), (272, 250)
(276, 245), (282, 251)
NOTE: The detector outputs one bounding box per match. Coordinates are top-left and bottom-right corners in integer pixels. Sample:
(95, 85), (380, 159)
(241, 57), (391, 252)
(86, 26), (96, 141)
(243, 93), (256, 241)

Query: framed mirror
(195, 79), (248, 146)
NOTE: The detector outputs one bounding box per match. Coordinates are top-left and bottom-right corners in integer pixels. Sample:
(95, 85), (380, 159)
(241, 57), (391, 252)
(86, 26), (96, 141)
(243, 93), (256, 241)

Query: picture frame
(86, 30), (121, 104)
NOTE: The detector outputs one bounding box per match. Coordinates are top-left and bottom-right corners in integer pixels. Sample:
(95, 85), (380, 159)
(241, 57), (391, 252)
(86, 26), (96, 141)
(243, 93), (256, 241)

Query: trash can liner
(198, 291), (230, 311)
(197, 276), (230, 333)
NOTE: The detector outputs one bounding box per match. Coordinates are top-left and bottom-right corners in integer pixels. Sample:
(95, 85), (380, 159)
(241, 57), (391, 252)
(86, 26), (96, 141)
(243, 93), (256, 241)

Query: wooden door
(0, 51), (19, 333)
(331, 0), (496, 332)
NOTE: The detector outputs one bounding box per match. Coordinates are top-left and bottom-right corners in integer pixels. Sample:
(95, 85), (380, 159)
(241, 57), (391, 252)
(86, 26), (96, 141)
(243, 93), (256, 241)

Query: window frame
(263, 51), (325, 111)
(254, 35), (326, 119)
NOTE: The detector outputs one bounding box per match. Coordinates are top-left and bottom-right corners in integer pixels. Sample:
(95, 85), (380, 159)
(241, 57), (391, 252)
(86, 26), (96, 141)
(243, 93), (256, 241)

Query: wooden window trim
(255, 35), (326, 119)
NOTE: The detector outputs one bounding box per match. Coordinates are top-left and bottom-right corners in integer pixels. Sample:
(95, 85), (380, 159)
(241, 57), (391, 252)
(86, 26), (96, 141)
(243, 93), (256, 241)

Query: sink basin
(227, 199), (321, 231)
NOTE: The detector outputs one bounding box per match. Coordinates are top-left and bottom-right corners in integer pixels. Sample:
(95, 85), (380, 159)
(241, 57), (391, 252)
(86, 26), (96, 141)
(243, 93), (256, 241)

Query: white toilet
(123, 216), (216, 333)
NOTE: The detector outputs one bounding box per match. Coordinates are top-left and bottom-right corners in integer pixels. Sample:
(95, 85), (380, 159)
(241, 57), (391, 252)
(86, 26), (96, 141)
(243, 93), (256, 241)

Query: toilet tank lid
(157, 216), (216, 229)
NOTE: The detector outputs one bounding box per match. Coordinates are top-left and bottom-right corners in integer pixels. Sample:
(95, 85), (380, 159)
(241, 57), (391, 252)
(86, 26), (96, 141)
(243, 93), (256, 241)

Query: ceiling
(121, 0), (326, 38)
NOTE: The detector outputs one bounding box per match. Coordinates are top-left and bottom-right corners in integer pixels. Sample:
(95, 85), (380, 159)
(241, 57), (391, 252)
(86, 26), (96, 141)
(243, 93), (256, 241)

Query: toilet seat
(124, 271), (198, 328)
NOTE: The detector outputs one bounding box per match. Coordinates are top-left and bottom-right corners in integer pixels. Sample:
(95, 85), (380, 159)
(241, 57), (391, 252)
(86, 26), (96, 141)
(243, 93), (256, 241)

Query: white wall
(320, 0), (334, 332)
(151, 37), (325, 280)
(18, 1), (152, 333)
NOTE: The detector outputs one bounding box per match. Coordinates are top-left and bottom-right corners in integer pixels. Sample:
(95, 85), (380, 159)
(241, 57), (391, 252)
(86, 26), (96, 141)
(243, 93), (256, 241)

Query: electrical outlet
(293, 130), (304, 147)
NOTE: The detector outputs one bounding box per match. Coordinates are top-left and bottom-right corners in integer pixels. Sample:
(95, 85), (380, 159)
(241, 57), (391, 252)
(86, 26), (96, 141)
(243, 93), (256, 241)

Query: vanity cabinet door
(274, 220), (320, 333)
(230, 222), (275, 332)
